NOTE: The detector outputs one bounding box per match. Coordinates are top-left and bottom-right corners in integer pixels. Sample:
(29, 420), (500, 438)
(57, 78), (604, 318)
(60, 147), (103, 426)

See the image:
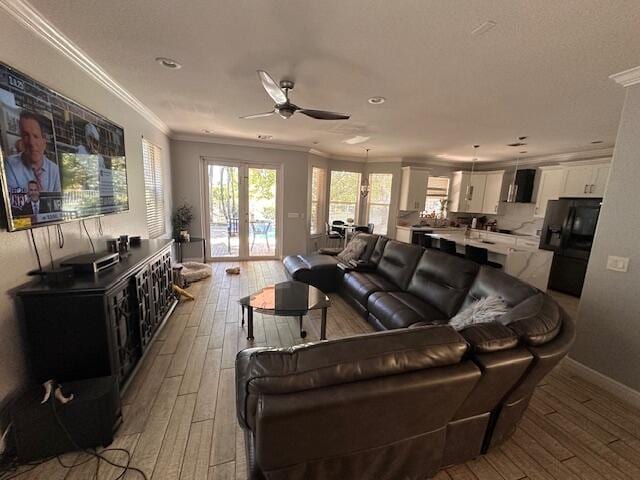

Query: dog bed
(180, 262), (212, 283)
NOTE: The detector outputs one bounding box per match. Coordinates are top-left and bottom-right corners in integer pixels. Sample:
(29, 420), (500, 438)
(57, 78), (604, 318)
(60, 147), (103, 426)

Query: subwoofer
(11, 376), (121, 462)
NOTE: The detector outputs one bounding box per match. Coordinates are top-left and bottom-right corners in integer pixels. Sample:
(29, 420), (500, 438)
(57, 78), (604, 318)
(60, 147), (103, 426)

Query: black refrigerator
(539, 198), (602, 297)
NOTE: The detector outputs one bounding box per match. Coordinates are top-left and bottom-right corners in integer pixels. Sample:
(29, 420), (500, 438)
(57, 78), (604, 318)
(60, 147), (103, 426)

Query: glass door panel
(207, 163), (240, 258)
(248, 167), (277, 257)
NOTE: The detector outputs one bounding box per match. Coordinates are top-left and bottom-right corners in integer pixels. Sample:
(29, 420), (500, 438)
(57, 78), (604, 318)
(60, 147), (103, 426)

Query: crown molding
(0, 0), (170, 135)
(477, 147), (614, 169)
(171, 132), (314, 153)
(610, 66), (640, 88)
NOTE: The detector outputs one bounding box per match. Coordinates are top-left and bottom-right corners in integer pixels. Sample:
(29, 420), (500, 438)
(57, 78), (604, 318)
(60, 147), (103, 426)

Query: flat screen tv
(0, 62), (128, 232)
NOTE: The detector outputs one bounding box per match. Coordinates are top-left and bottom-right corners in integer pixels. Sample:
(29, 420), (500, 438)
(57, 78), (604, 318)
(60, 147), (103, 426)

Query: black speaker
(11, 376), (121, 462)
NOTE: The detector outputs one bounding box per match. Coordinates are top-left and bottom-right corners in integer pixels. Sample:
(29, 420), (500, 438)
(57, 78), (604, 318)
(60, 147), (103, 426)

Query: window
(329, 170), (361, 223)
(424, 176), (450, 217)
(366, 173), (393, 235)
(142, 139), (165, 238)
(309, 167), (326, 235)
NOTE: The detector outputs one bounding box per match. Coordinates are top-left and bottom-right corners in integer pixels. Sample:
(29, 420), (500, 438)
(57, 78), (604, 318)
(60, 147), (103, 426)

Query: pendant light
(360, 148), (371, 198)
(465, 145), (480, 208)
(507, 136), (527, 203)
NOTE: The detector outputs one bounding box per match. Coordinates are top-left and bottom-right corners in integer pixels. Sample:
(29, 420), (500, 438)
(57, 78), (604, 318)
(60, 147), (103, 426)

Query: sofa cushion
(368, 291), (448, 330)
(460, 266), (536, 312)
(341, 271), (400, 307)
(376, 241), (424, 290)
(369, 235), (389, 265)
(354, 233), (381, 262)
(407, 249), (480, 317)
(460, 323), (519, 353)
(500, 293), (562, 346)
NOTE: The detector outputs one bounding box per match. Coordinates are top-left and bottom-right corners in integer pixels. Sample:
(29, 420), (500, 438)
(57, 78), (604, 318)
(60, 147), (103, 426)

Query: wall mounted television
(0, 62), (129, 232)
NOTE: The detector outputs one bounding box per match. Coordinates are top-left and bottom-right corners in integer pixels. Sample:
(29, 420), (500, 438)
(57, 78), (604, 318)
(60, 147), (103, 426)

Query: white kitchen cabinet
(534, 166), (565, 218)
(561, 161), (610, 197)
(449, 170), (504, 214)
(482, 172), (504, 214)
(399, 166), (430, 211)
(590, 164), (610, 196)
(562, 165), (594, 196)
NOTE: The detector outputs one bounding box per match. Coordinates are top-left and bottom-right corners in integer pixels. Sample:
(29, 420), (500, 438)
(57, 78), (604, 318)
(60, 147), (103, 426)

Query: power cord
(28, 229), (42, 272)
(56, 224), (64, 249)
(81, 220), (96, 254)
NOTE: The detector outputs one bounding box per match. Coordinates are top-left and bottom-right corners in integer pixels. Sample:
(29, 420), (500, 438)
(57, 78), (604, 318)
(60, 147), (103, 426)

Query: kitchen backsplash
(400, 202), (544, 236)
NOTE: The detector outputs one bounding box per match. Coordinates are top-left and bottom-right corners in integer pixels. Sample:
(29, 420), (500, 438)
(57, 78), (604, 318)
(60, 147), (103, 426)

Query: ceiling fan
(241, 70), (350, 121)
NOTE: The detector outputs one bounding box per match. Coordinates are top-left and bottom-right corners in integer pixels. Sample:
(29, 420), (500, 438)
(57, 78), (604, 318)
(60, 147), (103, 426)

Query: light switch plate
(287, 212), (299, 218)
(606, 255), (629, 272)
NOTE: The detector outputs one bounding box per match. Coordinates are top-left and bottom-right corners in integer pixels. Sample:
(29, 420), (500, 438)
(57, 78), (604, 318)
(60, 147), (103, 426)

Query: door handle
(589, 184), (595, 193)
(583, 184), (588, 193)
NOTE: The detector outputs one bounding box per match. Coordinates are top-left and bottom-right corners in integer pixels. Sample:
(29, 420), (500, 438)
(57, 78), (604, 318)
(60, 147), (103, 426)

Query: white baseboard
(563, 356), (640, 410)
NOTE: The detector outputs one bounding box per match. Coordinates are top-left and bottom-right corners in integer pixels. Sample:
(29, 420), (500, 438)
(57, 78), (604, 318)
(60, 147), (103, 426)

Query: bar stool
(439, 238), (458, 255)
(465, 245), (503, 269)
(421, 234), (434, 249)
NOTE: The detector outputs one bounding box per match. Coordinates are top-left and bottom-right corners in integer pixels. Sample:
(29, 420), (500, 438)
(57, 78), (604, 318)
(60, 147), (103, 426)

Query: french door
(204, 159), (281, 261)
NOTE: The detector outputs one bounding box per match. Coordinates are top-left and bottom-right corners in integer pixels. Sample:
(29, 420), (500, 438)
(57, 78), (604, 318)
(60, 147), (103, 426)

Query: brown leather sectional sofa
(236, 234), (575, 479)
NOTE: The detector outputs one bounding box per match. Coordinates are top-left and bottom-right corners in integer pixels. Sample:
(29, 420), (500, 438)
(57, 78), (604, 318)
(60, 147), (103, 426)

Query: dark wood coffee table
(239, 281), (330, 341)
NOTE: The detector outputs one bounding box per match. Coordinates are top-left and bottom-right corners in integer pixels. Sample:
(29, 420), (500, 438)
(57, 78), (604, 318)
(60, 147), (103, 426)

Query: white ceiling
(27, 0), (640, 162)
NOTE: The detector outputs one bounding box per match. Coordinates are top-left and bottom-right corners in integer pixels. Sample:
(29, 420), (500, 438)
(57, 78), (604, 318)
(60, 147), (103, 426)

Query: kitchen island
(426, 232), (553, 291)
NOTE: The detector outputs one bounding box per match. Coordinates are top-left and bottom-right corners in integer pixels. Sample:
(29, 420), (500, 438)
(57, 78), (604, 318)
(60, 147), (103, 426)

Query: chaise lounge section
(236, 235), (575, 479)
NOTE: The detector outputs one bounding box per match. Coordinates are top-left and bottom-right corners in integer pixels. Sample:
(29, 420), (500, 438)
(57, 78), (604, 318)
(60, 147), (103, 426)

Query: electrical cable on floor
(0, 392), (148, 480)
(82, 219), (96, 254)
(28, 229), (42, 272)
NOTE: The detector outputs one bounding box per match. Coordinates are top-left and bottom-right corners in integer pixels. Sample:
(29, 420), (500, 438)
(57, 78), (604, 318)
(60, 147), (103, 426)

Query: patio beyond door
(205, 160), (280, 260)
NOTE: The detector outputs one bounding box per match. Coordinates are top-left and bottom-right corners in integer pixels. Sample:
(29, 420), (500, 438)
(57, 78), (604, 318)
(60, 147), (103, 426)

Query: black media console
(18, 239), (177, 392)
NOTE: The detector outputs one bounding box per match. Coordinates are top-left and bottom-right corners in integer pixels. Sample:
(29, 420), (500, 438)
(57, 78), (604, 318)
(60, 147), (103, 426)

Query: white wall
(0, 12), (172, 421)
(570, 82), (640, 392)
(170, 139), (309, 257)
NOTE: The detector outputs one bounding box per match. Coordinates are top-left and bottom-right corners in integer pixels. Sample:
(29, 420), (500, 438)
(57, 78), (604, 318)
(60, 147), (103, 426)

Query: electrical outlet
(606, 255), (629, 272)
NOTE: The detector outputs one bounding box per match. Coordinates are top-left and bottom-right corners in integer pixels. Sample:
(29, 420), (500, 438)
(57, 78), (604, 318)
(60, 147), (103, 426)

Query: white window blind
(142, 139), (165, 238)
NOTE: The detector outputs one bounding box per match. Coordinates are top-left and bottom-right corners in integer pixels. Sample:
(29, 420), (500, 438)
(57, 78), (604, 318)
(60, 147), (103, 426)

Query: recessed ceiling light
(312, 141), (320, 145)
(155, 57), (182, 69)
(591, 140), (604, 144)
(471, 21), (497, 36)
(257, 134), (273, 140)
(519, 151), (527, 154)
(201, 129), (213, 134)
(367, 96), (386, 105)
(343, 135), (371, 145)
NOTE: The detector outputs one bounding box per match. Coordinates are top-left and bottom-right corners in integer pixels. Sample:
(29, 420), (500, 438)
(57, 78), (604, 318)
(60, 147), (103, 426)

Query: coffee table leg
(298, 315), (307, 339)
(321, 308), (327, 340)
(247, 307), (254, 340)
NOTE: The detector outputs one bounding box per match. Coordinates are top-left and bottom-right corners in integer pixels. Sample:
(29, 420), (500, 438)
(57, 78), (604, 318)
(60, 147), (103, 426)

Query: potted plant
(173, 203), (194, 241)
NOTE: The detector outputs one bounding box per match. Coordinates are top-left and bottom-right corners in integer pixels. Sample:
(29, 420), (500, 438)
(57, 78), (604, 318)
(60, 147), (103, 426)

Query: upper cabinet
(533, 160), (611, 218)
(534, 166), (565, 218)
(560, 161), (610, 197)
(399, 166), (430, 211)
(448, 170), (504, 214)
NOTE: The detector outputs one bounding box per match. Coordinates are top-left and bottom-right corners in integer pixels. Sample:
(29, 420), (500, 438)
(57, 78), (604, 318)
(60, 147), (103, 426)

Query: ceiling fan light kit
(241, 70), (350, 121)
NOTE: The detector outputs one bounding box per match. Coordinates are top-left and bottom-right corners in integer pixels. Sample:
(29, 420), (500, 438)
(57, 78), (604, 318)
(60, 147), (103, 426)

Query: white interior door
(204, 159), (280, 261)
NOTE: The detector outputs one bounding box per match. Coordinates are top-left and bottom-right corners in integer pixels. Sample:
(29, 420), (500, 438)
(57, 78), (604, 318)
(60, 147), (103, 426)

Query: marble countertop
(426, 232), (541, 256)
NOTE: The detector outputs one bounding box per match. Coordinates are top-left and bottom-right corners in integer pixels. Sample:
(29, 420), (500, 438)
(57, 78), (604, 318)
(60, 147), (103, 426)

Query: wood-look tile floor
(19, 261), (640, 480)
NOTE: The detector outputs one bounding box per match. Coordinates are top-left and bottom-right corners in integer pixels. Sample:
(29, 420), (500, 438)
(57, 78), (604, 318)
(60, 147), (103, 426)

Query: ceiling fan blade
(257, 70), (287, 104)
(240, 111), (276, 119)
(299, 109), (350, 120)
